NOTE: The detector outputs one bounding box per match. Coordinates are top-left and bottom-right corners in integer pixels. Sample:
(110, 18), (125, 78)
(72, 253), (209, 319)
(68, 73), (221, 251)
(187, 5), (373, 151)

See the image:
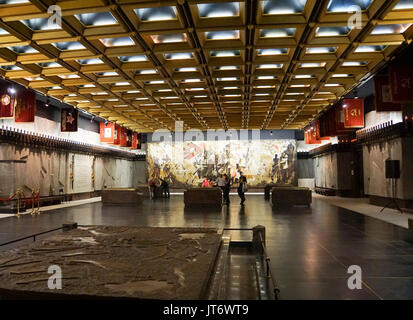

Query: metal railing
(223, 227), (280, 300)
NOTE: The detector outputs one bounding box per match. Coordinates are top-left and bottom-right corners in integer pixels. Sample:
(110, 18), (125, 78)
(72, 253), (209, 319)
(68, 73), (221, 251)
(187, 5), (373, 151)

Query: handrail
(258, 232), (281, 300)
(0, 226), (64, 247)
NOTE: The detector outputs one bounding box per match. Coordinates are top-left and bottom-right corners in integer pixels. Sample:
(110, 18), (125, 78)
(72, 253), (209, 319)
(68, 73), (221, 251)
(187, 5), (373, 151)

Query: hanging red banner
(374, 76), (402, 112)
(61, 108), (79, 132)
(132, 132), (138, 149)
(100, 122), (114, 143)
(112, 124), (120, 145)
(15, 89), (36, 122)
(0, 84), (15, 119)
(390, 64), (413, 103)
(305, 130), (310, 144)
(119, 127), (127, 147)
(343, 98), (364, 128)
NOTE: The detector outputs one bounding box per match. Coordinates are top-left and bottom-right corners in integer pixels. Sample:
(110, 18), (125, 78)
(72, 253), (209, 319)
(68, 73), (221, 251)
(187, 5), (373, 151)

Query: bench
(271, 187), (312, 207)
(102, 188), (143, 205)
(184, 188), (222, 208)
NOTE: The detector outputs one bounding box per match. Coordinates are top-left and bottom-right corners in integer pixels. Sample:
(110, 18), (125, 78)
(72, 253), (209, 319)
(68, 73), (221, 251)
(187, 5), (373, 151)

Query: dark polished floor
(1, 195), (413, 300)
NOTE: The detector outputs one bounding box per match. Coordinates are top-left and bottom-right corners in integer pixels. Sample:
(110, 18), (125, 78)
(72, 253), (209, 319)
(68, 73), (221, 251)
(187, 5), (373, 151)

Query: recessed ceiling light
(75, 12), (118, 26)
(210, 50), (240, 57)
(38, 62), (61, 68)
(342, 61), (366, 66)
(327, 0), (373, 12)
(135, 7), (177, 21)
(257, 76), (275, 80)
(183, 79), (201, 83)
(217, 77), (238, 81)
(257, 48), (288, 55)
(206, 30), (240, 40)
(52, 42), (85, 51)
(316, 26), (350, 37)
(355, 45), (386, 52)
(100, 37), (135, 47)
(306, 47), (336, 54)
(295, 75), (313, 78)
(164, 52), (193, 60)
(176, 67), (197, 72)
(260, 28), (296, 38)
(394, 0), (413, 10)
(97, 72), (118, 76)
(151, 33), (186, 43)
(21, 18), (60, 30)
(332, 74), (350, 77)
(371, 23), (412, 35)
(198, 2), (240, 18)
(215, 66), (239, 70)
(0, 65), (22, 70)
(263, 0), (307, 15)
(77, 58), (104, 64)
(300, 62), (326, 68)
(136, 69), (157, 75)
(10, 45), (38, 54)
(119, 55), (148, 62)
(258, 64), (283, 69)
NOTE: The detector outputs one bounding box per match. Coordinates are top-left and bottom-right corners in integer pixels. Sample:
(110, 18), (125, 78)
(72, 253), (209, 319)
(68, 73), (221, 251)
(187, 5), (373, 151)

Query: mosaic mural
(147, 140), (297, 187)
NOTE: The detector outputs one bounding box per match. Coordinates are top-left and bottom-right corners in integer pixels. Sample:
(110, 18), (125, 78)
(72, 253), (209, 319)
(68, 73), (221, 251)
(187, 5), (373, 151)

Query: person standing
(223, 174), (231, 205)
(160, 177), (170, 198)
(148, 179), (156, 200)
(202, 177), (209, 188)
(237, 176), (247, 206)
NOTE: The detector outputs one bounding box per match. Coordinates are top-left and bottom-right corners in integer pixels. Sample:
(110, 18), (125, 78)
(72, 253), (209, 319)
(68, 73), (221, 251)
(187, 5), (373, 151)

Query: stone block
(184, 188), (222, 208)
(102, 188), (143, 205)
(272, 187), (312, 207)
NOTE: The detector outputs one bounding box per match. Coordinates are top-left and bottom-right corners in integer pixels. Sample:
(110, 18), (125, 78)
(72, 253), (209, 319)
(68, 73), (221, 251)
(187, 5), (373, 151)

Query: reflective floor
(1, 195), (413, 300)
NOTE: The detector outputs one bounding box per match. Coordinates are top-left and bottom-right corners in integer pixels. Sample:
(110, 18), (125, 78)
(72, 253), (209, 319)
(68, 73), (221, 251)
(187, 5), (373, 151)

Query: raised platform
(0, 226), (221, 300)
(272, 187), (312, 207)
(184, 188), (222, 208)
(101, 188), (143, 205)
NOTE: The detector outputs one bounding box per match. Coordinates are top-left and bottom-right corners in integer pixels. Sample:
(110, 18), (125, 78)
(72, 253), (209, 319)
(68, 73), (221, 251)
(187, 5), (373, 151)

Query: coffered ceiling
(0, 0), (412, 132)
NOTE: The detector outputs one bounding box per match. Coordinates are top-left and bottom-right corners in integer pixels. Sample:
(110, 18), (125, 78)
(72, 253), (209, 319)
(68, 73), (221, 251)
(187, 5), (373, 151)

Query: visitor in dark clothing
(237, 176), (247, 206)
(223, 174), (231, 205)
(160, 178), (170, 198)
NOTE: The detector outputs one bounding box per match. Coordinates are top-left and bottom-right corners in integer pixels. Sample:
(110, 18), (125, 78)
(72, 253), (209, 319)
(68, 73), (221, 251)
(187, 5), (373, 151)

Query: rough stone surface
(0, 226), (221, 300)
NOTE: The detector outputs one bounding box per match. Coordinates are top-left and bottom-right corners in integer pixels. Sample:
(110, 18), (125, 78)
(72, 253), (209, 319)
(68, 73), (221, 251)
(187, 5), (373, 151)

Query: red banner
(119, 127), (127, 147)
(15, 89), (36, 122)
(132, 132), (138, 149)
(343, 99), (364, 128)
(390, 64), (413, 103)
(374, 76), (402, 112)
(305, 127), (321, 144)
(100, 122), (114, 143)
(61, 108), (78, 132)
(0, 85), (15, 119)
(112, 124), (120, 145)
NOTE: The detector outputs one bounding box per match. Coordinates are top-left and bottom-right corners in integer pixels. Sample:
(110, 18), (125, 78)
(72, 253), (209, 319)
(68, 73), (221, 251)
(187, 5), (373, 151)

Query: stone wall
(0, 143), (147, 198)
(313, 150), (353, 192)
(363, 136), (413, 200)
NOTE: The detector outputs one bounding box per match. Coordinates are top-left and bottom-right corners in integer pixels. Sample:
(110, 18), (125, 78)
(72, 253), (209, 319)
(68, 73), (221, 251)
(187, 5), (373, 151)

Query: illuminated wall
(147, 139), (297, 187)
